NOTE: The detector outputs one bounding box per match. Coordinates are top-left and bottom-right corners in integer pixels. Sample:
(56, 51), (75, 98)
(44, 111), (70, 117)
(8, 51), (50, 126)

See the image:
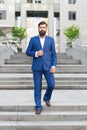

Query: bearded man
(26, 21), (57, 114)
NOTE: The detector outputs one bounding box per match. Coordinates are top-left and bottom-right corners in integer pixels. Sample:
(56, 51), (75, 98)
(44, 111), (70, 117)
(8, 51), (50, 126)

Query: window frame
(68, 0), (76, 4)
(68, 11), (76, 20)
(0, 10), (6, 20)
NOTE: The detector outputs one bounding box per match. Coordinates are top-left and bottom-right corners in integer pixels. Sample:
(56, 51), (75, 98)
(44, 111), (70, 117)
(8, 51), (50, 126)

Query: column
(48, 0), (54, 37)
(21, 3), (27, 52)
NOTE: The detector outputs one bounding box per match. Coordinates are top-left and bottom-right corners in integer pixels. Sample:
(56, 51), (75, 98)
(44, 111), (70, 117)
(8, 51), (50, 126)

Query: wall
(0, 0), (15, 27)
(60, 0), (87, 52)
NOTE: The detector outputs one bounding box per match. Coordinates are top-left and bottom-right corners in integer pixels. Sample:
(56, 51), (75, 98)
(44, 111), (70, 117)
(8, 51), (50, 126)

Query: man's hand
(50, 67), (56, 73)
(37, 50), (44, 56)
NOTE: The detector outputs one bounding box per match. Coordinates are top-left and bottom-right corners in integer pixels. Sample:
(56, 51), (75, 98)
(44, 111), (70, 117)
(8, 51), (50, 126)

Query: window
(35, 0), (41, 3)
(27, 0), (47, 3)
(15, 11), (21, 20)
(0, 11), (6, 19)
(0, 0), (4, 3)
(68, 11), (76, 20)
(54, 12), (60, 18)
(68, 0), (76, 4)
(15, 11), (21, 17)
(38, 1), (41, 3)
(27, 11), (48, 17)
(27, 0), (33, 3)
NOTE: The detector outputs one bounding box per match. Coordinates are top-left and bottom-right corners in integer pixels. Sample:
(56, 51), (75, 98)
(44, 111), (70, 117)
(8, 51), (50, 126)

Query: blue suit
(26, 35), (57, 110)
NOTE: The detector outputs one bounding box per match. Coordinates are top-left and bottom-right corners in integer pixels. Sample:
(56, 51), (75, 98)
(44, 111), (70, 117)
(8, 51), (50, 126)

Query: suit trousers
(33, 69), (55, 110)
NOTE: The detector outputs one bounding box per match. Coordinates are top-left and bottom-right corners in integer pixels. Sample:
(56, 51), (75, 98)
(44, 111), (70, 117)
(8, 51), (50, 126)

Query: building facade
(60, 0), (87, 52)
(0, 0), (87, 52)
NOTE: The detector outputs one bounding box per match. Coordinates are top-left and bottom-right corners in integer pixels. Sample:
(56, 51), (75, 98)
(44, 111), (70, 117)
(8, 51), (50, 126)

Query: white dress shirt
(40, 37), (45, 49)
(35, 36), (45, 57)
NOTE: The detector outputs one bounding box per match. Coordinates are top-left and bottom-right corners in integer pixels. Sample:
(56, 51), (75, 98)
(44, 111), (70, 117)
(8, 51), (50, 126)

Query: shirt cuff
(51, 66), (56, 68)
(35, 51), (38, 57)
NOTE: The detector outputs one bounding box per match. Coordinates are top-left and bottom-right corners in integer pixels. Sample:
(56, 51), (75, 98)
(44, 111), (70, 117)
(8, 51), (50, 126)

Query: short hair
(38, 21), (48, 27)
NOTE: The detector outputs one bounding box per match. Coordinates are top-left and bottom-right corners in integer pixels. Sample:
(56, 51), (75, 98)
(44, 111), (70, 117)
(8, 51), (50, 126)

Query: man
(26, 21), (57, 114)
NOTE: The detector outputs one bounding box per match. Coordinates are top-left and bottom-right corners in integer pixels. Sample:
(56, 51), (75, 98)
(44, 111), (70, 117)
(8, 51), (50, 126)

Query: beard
(39, 30), (46, 36)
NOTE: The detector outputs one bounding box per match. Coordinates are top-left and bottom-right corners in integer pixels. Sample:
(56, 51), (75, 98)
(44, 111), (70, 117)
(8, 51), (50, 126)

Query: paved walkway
(0, 90), (87, 106)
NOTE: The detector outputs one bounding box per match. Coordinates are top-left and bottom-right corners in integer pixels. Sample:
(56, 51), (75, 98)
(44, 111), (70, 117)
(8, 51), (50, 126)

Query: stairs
(0, 73), (87, 89)
(0, 52), (87, 130)
(5, 52), (81, 64)
(0, 53), (87, 89)
(0, 90), (87, 130)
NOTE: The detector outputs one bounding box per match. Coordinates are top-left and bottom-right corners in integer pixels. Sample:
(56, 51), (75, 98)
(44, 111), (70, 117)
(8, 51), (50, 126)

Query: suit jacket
(26, 35), (57, 71)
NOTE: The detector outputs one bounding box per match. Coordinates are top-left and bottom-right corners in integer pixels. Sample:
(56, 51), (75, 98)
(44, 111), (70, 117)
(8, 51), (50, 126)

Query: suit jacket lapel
(43, 36), (48, 50)
(37, 36), (42, 49)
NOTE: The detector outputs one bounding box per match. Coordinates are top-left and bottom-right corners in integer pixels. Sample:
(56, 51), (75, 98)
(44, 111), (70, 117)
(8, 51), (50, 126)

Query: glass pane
(0, 11), (6, 19)
(0, 0), (4, 3)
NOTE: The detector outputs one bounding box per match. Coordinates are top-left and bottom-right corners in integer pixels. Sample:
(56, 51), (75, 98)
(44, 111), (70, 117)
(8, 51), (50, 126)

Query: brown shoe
(45, 101), (51, 107)
(35, 109), (42, 115)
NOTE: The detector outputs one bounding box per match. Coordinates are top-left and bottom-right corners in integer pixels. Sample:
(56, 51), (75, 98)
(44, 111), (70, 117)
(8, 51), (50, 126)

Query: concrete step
(0, 121), (86, 130)
(0, 89), (86, 130)
(0, 80), (87, 85)
(0, 74), (87, 80)
(0, 105), (87, 124)
(0, 80), (87, 89)
(5, 58), (81, 65)
(0, 74), (87, 89)
(5, 52), (81, 65)
(6, 52), (81, 65)
(0, 80), (87, 84)
(0, 84), (87, 89)
(0, 51), (86, 130)
(0, 64), (87, 73)
(11, 52), (72, 59)
(0, 111), (87, 121)
(0, 104), (87, 112)
(0, 68), (87, 73)
(4, 52), (81, 66)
